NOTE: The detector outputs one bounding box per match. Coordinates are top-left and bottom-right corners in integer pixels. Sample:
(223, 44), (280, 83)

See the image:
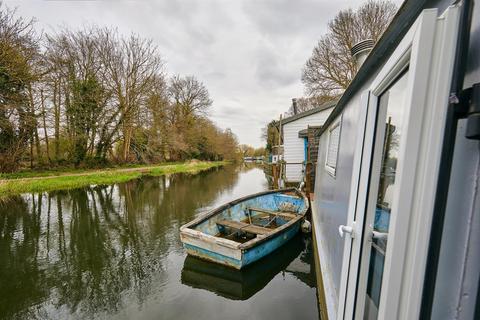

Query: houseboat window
(364, 71), (409, 319)
(325, 120), (341, 176)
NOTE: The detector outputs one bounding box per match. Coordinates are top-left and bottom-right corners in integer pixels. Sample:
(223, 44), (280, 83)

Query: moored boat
(180, 188), (309, 269)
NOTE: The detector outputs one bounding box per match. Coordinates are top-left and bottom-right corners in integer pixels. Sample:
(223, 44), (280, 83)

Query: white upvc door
(337, 4), (461, 320)
(336, 89), (375, 320)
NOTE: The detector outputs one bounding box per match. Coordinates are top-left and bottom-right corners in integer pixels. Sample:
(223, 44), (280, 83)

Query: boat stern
(180, 227), (244, 269)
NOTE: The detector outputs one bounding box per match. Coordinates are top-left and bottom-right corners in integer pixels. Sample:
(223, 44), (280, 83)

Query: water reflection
(181, 234), (314, 300)
(0, 164), (318, 320)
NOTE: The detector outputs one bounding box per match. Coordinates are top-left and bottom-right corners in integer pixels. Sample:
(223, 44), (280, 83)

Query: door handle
(339, 223), (355, 238)
(372, 231), (388, 241)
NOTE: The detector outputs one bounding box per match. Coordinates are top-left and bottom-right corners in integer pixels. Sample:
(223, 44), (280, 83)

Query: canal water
(0, 164), (319, 320)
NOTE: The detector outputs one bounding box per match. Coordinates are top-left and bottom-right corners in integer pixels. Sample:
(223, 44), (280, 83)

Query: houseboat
(310, 0), (479, 319)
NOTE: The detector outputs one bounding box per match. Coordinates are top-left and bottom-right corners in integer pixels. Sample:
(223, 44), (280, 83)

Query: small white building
(282, 103), (334, 182)
(271, 154), (282, 164)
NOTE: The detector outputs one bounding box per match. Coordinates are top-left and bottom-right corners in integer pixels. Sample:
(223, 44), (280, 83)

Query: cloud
(242, 0), (335, 36)
(254, 46), (298, 88)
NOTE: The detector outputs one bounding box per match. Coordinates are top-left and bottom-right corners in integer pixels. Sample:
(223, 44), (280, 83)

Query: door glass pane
(364, 71), (409, 319)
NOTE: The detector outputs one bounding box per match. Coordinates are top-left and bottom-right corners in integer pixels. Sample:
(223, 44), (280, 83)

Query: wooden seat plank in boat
(247, 207), (297, 220)
(217, 220), (271, 235)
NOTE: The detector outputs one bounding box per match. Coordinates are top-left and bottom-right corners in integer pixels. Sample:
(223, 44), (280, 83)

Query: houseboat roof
(280, 101), (336, 126)
(316, 0), (427, 137)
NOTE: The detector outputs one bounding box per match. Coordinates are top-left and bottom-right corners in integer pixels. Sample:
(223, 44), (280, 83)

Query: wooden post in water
(278, 114), (282, 147)
(277, 114), (283, 188)
(272, 164), (278, 189)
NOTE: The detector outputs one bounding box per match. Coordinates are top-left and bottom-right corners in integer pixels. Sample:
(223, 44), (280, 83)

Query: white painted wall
(283, 108), (332, 182)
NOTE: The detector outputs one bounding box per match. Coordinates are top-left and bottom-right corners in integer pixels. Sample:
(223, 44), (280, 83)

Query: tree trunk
(54, 81), (60, 161)
(122, 112), (133, 162)
(41, 89), (51, 163)
(27, 84), (42, 165)
(29, 135), (34, 169)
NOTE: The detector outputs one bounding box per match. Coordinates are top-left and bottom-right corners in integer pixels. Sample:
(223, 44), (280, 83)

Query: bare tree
(239, 144), (255, 157)
(44, 28), (108, 165)
(135, 74), (170, 162)
(165, 75), (213, 160)
(97, 29), (164, 162)
(302, 0), (397, 97)
(168, 75), (212, 122)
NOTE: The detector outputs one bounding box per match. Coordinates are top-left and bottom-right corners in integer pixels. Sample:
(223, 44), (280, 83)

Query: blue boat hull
(183, 222), (301, 269)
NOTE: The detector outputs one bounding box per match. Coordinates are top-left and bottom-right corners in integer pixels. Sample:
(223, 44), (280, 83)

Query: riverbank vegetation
(0, 161), (227, 197)
(0, 4), (240, 174)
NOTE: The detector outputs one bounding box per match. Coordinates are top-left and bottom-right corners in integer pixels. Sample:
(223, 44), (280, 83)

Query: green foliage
(68, 75), (104, 165)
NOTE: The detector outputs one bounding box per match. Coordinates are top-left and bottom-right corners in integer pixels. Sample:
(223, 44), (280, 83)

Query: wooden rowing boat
(180, 188), (309, 269)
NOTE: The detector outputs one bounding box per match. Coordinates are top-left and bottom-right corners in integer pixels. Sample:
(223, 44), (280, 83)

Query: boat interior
(192, 191), (307, 243)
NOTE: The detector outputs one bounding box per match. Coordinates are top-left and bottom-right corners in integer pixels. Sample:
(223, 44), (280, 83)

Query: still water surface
(0, 164), (319, 320)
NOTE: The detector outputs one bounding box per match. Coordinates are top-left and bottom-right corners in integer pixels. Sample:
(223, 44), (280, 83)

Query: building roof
(316, 0), (427, 137)
(280, 101), (336, 126)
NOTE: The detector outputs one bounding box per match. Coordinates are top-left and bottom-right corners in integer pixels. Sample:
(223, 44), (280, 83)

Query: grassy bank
(0, 161), (228, 197)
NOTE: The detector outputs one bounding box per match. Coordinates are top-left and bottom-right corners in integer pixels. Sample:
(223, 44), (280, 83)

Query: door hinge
(449, 82), (480, 140)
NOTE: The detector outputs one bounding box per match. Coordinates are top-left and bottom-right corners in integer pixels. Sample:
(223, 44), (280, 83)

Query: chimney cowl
(292, 98), (298, 115)
(351, 39), (375, 68)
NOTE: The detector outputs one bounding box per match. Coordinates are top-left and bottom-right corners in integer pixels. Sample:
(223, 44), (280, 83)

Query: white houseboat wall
(281, 102), (334, 183)
(310, 0), (479, 319)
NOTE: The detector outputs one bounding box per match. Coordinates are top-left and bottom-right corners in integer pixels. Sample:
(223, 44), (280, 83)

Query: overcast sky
(7, 0), (398, 147)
